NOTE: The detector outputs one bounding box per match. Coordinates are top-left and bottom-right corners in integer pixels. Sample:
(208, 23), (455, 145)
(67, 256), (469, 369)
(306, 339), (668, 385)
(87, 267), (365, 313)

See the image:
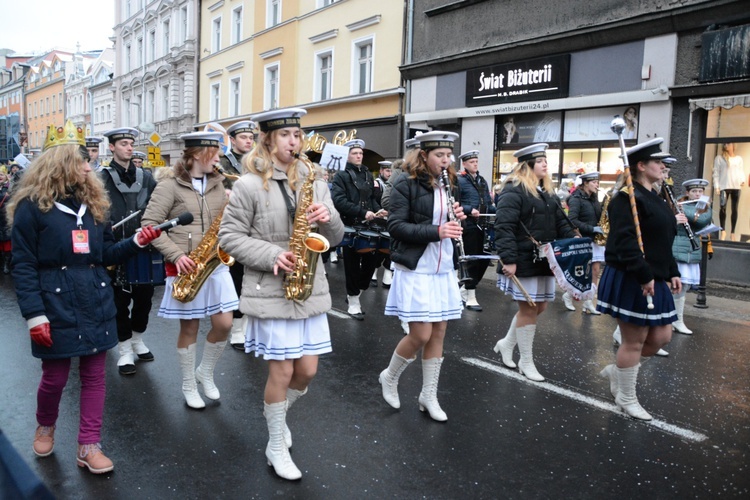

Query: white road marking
(328, 308), (351, 319)
(462, 356), (709, 443)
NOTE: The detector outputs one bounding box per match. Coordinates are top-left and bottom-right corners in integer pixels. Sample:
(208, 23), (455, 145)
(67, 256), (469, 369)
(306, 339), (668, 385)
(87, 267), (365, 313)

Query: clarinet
(662, 183), (700, 251)
(439, 168), (471, 284)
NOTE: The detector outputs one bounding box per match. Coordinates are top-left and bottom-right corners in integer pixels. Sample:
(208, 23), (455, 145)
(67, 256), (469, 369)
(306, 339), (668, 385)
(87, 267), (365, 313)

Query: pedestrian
(331, 138), (385, 319)
(378, 130), (466, 422)
(8, 120), (161, 473)
(457, 149), (495, 311)
(597, 138), (681, 421)
(141, 131), (239, 410)
(670, 178), (712, 335)
(0, 170), (11, 274)
(218, 107), (344, 480)
(100, 127), (158, 375)
(370, 160), (394, 288)
(491, 143), (577, 382)
(565, 171), (604, 314)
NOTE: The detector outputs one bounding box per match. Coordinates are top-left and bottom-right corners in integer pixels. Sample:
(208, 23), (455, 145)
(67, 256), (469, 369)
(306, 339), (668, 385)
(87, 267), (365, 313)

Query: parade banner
(543, 237), (595, 300)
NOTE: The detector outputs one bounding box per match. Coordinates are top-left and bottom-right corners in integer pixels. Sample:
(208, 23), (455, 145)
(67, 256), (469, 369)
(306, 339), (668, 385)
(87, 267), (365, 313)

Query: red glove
(136, 225), (162, 246)
(30, 323), (53, 347)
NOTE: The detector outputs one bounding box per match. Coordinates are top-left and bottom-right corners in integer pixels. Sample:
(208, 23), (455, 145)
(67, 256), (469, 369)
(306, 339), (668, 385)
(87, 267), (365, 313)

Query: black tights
(719, 189), (741, 233)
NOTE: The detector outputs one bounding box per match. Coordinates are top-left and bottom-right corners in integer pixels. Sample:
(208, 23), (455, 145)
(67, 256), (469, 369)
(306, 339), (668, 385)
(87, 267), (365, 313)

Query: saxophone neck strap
(275, 179), (296, 222)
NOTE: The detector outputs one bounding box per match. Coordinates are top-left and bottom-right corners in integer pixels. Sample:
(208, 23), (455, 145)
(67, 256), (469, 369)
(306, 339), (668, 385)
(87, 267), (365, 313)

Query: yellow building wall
(26, 77), (65, 152)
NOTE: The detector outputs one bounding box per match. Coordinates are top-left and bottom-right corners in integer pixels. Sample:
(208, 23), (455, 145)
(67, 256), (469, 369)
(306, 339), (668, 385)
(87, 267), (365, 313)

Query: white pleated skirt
(385, 268), (463, 322)
(496, 274), (557, 303)
(158, 265), (239, 319)
(592, 243), (605, 263)
(677, 262), (701, 285)
(244, 313), (332, 360)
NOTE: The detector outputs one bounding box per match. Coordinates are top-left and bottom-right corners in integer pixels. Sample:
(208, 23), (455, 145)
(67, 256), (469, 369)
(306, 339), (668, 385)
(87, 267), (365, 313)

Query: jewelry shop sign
(466, 55), (570, 107)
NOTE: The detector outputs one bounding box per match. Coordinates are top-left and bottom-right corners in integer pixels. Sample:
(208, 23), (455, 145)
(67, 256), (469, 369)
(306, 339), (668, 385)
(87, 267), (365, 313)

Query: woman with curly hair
(9, 121), (160, 474)
(378, 131), (466, 423)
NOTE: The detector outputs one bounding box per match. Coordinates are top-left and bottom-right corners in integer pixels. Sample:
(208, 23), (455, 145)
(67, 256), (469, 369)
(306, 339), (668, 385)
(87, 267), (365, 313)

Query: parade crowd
(2, 111), (711, 481)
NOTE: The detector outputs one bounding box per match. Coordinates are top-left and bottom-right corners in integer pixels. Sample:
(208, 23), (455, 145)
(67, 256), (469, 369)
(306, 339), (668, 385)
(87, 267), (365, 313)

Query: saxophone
(283, 152), (331, 301)
(171, 167), (238, 303)
(593, 192), (610, 246)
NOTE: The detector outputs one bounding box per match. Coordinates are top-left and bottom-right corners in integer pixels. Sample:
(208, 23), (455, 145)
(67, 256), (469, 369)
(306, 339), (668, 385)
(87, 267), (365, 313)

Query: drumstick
(497, 257), (536, 308)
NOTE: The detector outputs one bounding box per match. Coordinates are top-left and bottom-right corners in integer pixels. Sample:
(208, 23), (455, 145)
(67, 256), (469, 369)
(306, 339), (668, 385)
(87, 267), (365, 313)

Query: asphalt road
(0, 261), (748, 499)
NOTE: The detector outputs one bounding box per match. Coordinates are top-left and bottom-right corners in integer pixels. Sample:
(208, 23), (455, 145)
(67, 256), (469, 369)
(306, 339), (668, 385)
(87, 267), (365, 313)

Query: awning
(689, 93), (750, 111)
(686, 94), (750, 159)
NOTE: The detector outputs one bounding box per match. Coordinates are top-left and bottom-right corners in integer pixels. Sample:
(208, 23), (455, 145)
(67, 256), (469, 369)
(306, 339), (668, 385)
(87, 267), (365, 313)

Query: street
(0, 261), (748, 499)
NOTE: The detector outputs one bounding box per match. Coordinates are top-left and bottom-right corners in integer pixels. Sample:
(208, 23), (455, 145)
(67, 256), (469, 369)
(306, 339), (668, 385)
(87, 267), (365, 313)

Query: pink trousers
(36, 351), (107, 445)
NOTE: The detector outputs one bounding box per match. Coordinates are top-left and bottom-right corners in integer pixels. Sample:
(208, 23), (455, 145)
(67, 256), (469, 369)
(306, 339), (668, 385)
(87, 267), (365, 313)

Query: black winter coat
(0, 183), (10, 242)
(494, 183), (577, 277)
(12, 197), (139, 359)
(458, 171), (495, 230)
(331, 162), (380, 226)
(388, 173), (460, 270)
(567, 188), (602, 238)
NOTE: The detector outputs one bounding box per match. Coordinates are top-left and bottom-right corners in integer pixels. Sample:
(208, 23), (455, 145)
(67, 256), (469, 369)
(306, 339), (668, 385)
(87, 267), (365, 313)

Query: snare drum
(340, 226), (357, 247)
(123, 247), (166, 285)
(377, 231), (391, 254)
(353, 230), (380, 253)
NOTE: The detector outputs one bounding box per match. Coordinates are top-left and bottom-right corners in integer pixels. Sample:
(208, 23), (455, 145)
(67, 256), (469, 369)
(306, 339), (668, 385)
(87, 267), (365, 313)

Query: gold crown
(43, 120), (85, 151)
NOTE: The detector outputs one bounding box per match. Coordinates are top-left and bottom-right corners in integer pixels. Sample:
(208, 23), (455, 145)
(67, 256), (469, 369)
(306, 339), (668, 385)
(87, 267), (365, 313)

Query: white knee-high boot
(264, 401), (302, 480)
(614, 364), (652, 421)
(195, 340), (227, 400)
(599, 364), (618, 399)
(379, 352), (415, 409)
(418, 357), (447, 422)
(516, 325), (544, 382)
(131, 331), (154, 360)
(177, 344), (205, 409)
(493, 315), (518, 368)
(284, 387), (308, 449)
(230, 316), (248, 349)
(672, 296), (693, 334)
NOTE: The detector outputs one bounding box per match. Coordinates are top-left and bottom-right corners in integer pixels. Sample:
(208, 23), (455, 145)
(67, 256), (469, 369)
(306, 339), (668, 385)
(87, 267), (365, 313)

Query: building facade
(198, 0), (406, 165)
(88, 48), (116, 148)
(24, 53), (74, 155)
(0, 61), (30, 162)
(112, 0), (200, 166)
(401, 0), (750, 284)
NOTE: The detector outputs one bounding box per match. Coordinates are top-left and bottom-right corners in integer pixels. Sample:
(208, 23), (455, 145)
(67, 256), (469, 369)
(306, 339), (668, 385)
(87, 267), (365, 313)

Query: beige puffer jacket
(141, 163), (228, 264)
(218, 162), (344, 320)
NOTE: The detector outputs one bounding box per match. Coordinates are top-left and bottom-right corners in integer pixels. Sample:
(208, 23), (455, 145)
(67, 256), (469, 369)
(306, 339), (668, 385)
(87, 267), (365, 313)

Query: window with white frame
(265, 63), (279, 109)
(58, 92), (62, 111)
(148, 30), (156, 62)
(52, 95), (56, 112)
(180, 5), (188, 42)
(353, 38), (373, 94)
(315, 50), (333, 102)
(230, 77), (241, 116)
(232, 6), (243, 45)
(163, 19), (171, 55)
(317, 0), (340, 6)
(125, 98), (131, 123)
(126, 0), (132, 18)
(107, 104), (111, 121)
(125, 44), (131, 72)
(210, 82), (221, 120)
(137, 37), (143, 67)
(212, 17), (222, 52)
(266, 0), (281, 28)
(147, 89), (155, 122)
(162, 84), (169, 120)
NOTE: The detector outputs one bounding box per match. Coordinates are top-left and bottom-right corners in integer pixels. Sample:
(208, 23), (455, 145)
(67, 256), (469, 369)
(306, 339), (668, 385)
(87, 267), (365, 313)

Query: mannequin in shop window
(713, 143), (745, 241)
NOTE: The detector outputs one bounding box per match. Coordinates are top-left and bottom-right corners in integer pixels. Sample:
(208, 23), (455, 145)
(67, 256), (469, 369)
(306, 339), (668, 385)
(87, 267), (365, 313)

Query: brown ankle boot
(33, 425), (55, 457)
(77, 443), (114, 474)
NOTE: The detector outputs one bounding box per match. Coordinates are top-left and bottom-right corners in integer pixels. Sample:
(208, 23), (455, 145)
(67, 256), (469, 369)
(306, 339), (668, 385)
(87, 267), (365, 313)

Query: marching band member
(331, 139), (384, 319)
(671, 178), (712, 334)
(565, 171), (603, 314)
(100, 127), (158, 376)
(597, 138), (681, 421)
(457, 150), (495, 311)
(218, 120), (257, 350)
(85, 136), (102, 172)
(379, 131), (466, 422)
(371, 160), (393, 288)
(492, 143), (577, 382)
(141, 132), (239, 410)
(218, 108), (343, 480)
(9, 121), (161, 473)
